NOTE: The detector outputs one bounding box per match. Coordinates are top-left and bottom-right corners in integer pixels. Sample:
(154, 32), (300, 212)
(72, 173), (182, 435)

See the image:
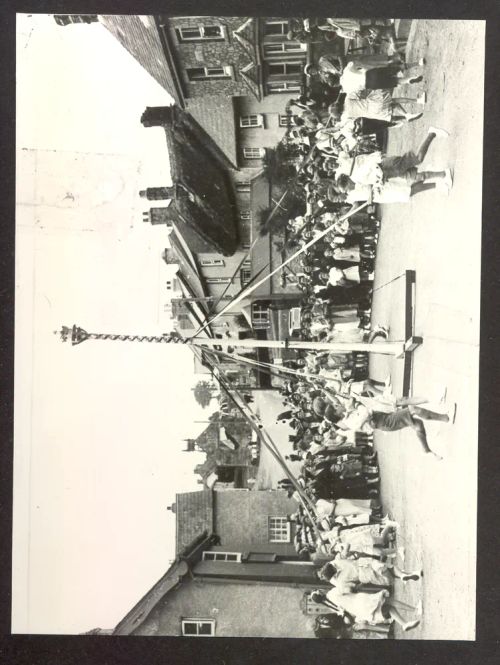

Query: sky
(14, 14), (216, 634)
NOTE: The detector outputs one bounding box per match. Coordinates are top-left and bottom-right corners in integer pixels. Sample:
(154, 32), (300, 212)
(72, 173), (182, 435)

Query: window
(243, 147), (265, 159)
(252, 303), (270, 329)
(186, 66), (232, 81)
(236, 181), (251, 193)
(246, 552), (278, 563)
(263, 42), (307, 56)
(264, 20), (288, 36)
(200, 258), (225, 267)
(176, 25), (225, 42)
(279, 114), (297, 127)
(266, 81), (302, 94)
(181, 619), (215, 637)
(267, 62), (303, 77)
(268, 516), (291, 543)
(206, 277), (232, 284)
(240, 268), (252, 286)
(202, 551), (242, 562)
(240, 114), (263, 128)
(240, 214), (252, 249)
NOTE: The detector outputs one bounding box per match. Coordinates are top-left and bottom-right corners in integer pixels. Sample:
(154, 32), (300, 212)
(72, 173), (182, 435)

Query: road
(255, 20), (483, 640)
(369, 19), (483, 640)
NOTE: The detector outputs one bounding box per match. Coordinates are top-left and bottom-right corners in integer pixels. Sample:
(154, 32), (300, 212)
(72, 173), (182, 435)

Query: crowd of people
(265, 17), (457, 638)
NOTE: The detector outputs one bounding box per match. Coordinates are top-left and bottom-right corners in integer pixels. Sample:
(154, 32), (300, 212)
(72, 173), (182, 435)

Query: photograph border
(2, 0), (500, 661)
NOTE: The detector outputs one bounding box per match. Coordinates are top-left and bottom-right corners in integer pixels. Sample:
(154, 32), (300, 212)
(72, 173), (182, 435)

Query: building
(53, 14), (98, 26)
(98, 15), (309, 167)
(113, 489), (328, 637)
(186, 407), (257, 489)
(54, 14), (309, 343)
(141, 104), (239, 256)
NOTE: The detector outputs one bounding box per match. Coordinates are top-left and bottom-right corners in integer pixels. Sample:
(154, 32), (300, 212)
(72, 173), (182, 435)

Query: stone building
(113, 489), (327, 637)
(54, 14), (307, 343)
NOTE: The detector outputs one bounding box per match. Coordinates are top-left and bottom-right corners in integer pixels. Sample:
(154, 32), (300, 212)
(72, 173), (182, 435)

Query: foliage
(234, 313), (252, 330)
(256, 192), (307, 237)
(193, 380), (216, 409)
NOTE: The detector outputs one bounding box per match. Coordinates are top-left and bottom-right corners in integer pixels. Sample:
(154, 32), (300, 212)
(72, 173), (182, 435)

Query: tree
(193, 381), (216, 408)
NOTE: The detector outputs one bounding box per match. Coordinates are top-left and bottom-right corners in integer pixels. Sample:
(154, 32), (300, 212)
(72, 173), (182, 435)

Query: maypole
(56, 324), (406, 356)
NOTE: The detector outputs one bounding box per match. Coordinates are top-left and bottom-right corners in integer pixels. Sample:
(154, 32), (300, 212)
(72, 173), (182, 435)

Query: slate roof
(100, 15), (240, 165)
(239, 63), (262, 101)
(153, 106), (238, 256)
(175, 491), (214, 555)
(185, 96), (238, 167)
(233, 18), (258, 61)
(168, 231), (207, 301)
(171, 217), (215, 255)
(99, 15), (183, 104)
(113, 532), (213, 635)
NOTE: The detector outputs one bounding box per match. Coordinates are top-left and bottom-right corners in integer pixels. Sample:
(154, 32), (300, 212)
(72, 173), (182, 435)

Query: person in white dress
(317, 556), (422, 592)
(336, 126), (454, 201)
(342, 88), (426, 124)
(339, 58), (424, 94)
(310, 588), (421, 632)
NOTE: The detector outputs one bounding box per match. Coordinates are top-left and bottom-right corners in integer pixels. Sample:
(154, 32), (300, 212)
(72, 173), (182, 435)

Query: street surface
(369, 19), (483, 640)
(255, 20), (483, 640)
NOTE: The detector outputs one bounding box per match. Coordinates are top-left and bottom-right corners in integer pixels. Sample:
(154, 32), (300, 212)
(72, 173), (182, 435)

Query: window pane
(207, 67), (224, 76)
(243, 148), (263, 159)
(180, 27), (202, 39)
(268, 63), (285, 76)
(198, 623), (213, 635)
(264, 43), (284, 54)
(240, 115), (260, 128)
(264, 21), (287, 35)
(226, 554), (238, 561)
(204, 26), (222, 37)
(183, 622), (198, 635)
(267, 82), (301, 94)
(187, 68), (205, 80)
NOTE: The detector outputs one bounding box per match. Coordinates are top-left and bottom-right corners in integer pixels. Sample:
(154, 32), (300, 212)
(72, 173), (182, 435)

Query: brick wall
(175, 491), (213, 554)
(214, 490), (297, 556)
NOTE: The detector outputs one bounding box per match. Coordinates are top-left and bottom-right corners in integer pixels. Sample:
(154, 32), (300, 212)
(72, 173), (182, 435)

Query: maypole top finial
(56, 325), (90, 345)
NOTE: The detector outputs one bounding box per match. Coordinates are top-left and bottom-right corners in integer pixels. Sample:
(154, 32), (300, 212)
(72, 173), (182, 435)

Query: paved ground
(253, 389), (303, 489)
(369, 19), (484, 640)
(255, 20), (483, 640)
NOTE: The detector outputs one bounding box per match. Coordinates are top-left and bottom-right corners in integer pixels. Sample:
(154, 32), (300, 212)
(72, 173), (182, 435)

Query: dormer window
(202, 551), (242, 562)
(176, 25), (225, 42)
(186, 66), (233, 81)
